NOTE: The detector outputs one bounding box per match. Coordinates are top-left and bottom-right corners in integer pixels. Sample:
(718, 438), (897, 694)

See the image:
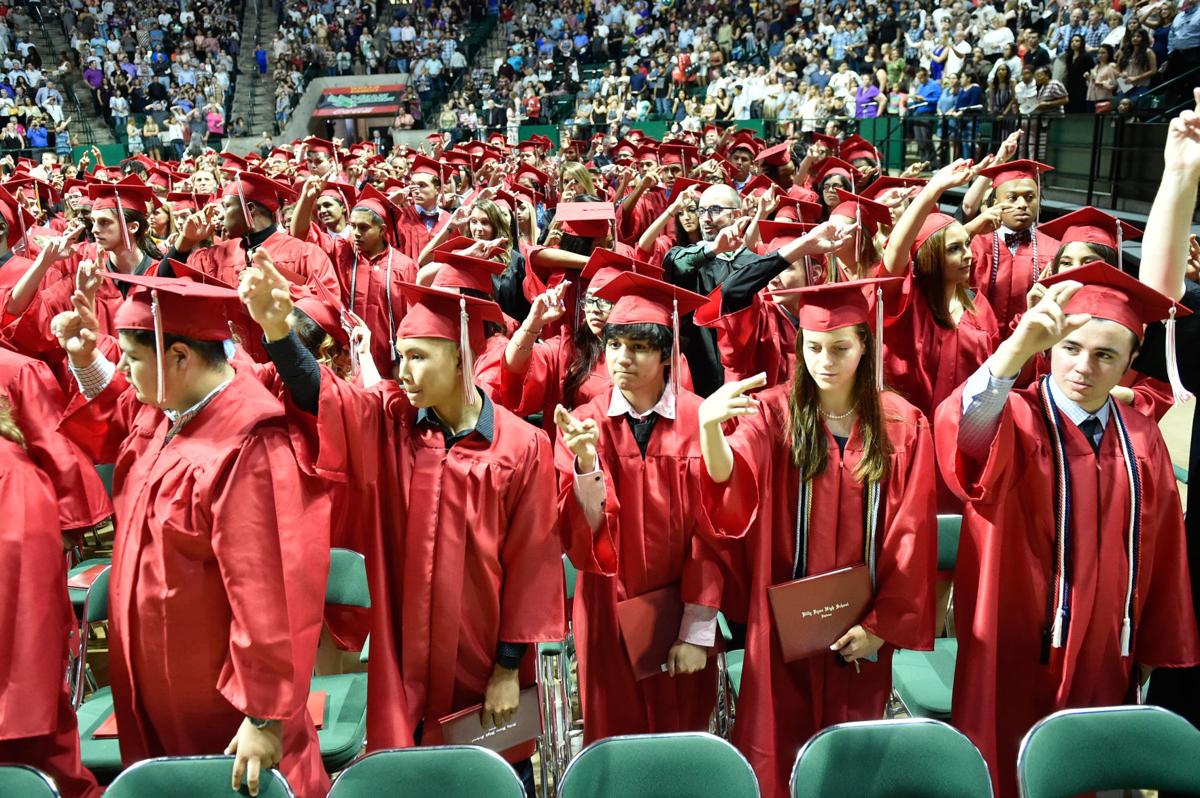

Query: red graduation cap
(770, 277), (902, 386)
(831, 188), (892, 236)
(293, 276), (354, 350)
(1041, 260), (1190, 341)
(977, 158), (1053, 188)
(409, 154), (448, 182)
(222, 171), (295, 231)
(88, 176), (156, 251)
(319, 180), (357, 208)
(555, 201), (615, 238)
(580, 247), (663, 295)
(859, 176), (927, 203)
(774, 196), (824, 224)
(811, 133), (840, 150)
(218, 152), (249, 172)
(660, 143), (699, 170)
(726, 131), (762, 156)
(10, 176), (59, 210)
(911, 212), (957, 258)
(431, 250), (506, 295)
(105, 272), (249, 403)
(513, 161), (550, 189)
(671, 177), (713, 200)
(350, 184), (404, 246)
(302, 137), (337, 157)
(515, 140), (542, 155)
(613, 138), (638, 156)
(812, 157), (858, 190)
(146, 166), (174, 191)
(593, 271), (709, 394)
(0, 186), (35, 250)
(739, 175), (776, 197)
(487, 131), (508, 146)
(1036, 206), (1143, 252)
(442, 150), (473, 169)
(755, 141), (794, 167)
(634, 144), (660, 165)
(395, 282), (505, 403)
(756, 220), (815, 252)
(166, 191), (214, 214)
(529, 134), (553, 152)
(839, 134), (880, 164)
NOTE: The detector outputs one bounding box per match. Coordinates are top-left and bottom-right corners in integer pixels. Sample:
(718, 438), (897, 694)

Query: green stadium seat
(791, 718), (992, 797)
(327, 746), (526, 797)
(76, 687), (122, 784)
(558, 732), (759, 798)
(1018, 705), (1200, 797)
(105, 756), (294, 797)
(0, 765), (61, 796)
(316, 549), (370, 772)
(66, 559), (111, 708)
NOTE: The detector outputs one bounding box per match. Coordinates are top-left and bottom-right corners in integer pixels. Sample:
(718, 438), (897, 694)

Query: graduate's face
(940, 222), (973, 285)
(800, 327), (865, 395)
(468, 207), (495, 240)
(315, 195), (346, 228)
(394, 337), (460, 408)
(994, 179), (1040, 231)
(91, 208), (136, 252)
(220, 195), (251, 238)
(605, 334), (666, 396)
(349, 210), (386, 256)
(582, 292), (612, 336)
(411, 174), (439, 206)
(1050, 319), (1138, 413)
(190, 170), (217, 193)
(1054, 241), (1104, 274)
(117, 332), (163, 406)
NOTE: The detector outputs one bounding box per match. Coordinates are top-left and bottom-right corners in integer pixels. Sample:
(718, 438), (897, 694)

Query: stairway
(228, 0), (281, 144)
(429, 16), (505, 131)
(27, 17), (115, 146)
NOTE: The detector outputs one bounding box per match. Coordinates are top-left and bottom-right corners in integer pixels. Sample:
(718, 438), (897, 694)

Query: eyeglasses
(698, 205), (738, 218)
(581, 295), (613, 312)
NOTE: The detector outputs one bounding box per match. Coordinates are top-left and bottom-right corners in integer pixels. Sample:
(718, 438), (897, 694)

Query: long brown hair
(786, 324), (891, 483)
(0, 399), (25, 448)
(915, 226), (975, 330)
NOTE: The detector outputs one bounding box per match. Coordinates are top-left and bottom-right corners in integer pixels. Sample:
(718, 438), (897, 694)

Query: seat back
(95, 464), (115, 498)
(326, 548), (370, 609)
(936, 514), (962, 572)
(559, 732), (760, 798)
(327, 747), (526, 798)
(791, 718), (992, 798)
(563, 555), (578, 601)
(0, 765), (61, 797)
(81, 564), (112, 624)
(105, 756), (294, 797)
(1018, 705), (1200, 797)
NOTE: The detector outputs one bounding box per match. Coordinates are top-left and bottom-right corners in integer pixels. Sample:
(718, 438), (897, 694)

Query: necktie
(624, 413), (659, 458)
(1005, 229), (1032, 248)
(1079, 416), (1103, 455)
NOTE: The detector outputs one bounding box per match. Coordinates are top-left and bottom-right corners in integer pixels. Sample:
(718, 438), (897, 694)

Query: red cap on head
(977, 158), (1053, 188)
(294, 277), (353, 350)
(812, 157), (858, 189)
(773, 196), (824, 224)
(218, 152), (249, 171)
(726, 132), (762, 156)
(580, 248), (663, 295)
(0, 186), (35, 249)
(107, 272), (246, 341)
(739, 175), (776, 197)
(11, 176), (60, 208)
(318, 180), (357, 208)
(755, 141), (794, 167)
(88, 176), (156, 250)
(839, 134), (879, 163)
(911, 212), (957, 257)
(771, 277), (900, 331)
(1040, 261), (1190, 341)
(302, 137), (337, 157)
(1036, 206), (1142, 250)
(442, 150), (472, 169)
(859, 175), (927, 203)
(594, 271), (708, 328)
(146, 166), (174, 191)
(811, 133), (840, 150)
(660, 143), (698, 169)
(756, 220), (815, 252)
(671, 177), (714, 199)
(513, 161), (550, 188)
(555, 201), (615, 238)
(409, 154), (448, 182)
(396, 282), (504, 402)
(221, 172), (294, 213)
(166, 191), (214, 214)
(830, 188), (892, 236)
(431, 250), (506, 295)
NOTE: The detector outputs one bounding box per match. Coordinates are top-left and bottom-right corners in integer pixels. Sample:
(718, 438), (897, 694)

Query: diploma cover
(767, 564), (872, 663)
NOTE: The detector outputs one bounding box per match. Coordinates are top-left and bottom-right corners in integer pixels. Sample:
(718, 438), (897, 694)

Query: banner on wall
(313, 85), (408, 118)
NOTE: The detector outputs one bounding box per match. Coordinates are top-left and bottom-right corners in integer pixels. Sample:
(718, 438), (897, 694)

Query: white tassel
(235, 174), (254, 230)
(1120, 616), (1132, 658)
(875, 287), (884, 388)
(115, 194), (132, 253)
(1166, 307), (1194, 403)
(459, 296), (475, 405)
(151, 289), (165, 405)
(1051, 609), (1065, 649)
(671, 297), (680, 397)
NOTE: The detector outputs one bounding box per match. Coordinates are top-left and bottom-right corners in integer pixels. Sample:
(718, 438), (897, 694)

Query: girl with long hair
(698, 279), (936, 798)
(635, 182), (704, 266)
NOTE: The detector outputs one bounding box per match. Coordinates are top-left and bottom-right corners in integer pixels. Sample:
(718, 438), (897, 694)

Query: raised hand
(712, 216), (752, 255)
(238, 249), (294, 341)
(51, 303), (99, 367)
(899, 160), (930, 178)
(524, 282), (568, 332)
(1008, 280), (1090, 360)
(176, 205), (215, 251)
(994, 128), (1023, 164)
(554, 403), (599, 473)
(1163, 87), (1200, 175)
(928, 158), (976, 194)
(796, 220), (857, 256)
(699, 372), (767, 429)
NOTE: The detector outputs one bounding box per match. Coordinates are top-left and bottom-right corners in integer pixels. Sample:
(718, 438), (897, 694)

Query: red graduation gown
(0, 347), (111, 530)
(696, 291), (798, 389)
(0, 438), (100, 798)
(186, 229), (342, 302)
(59, 370), (332, 798)
(392, 205), (450, 264)
(618, 189), (669, 245)
(289, 372), (565, 754)
(933, 383), (1200, 798)
(969, 228), (1059, 332)
(556, 388), (723, 742)
(702, 388), (937, 798)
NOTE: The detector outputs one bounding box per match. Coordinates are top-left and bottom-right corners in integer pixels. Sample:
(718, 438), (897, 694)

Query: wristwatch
(247, 716), (277, 730)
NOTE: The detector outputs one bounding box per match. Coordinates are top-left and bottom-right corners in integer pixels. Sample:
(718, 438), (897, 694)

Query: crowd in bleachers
(431, 0), (1200, 162)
